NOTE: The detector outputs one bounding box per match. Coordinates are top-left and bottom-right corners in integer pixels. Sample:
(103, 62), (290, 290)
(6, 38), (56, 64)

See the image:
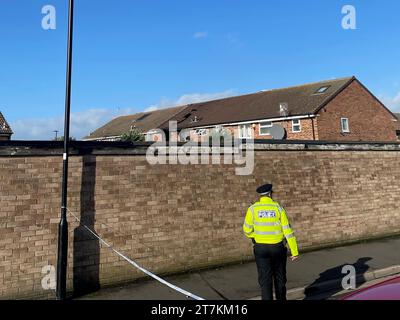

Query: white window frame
(292, 119), (301, 133)
(145, 133), (153, 142)
(341, 118), (350, 133)
(195, 128), (208, 136)
(315, 86), (330, 94)
(238, 124), (253, 139)
(259, 121), (273, 136)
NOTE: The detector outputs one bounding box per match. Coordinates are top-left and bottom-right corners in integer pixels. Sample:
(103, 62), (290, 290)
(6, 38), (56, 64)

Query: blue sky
(1, 0), (400, 140)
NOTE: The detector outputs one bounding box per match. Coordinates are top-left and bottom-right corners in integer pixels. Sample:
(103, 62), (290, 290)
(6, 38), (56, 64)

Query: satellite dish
(179, 129), (190, 142)
(269, 124), (286, 140)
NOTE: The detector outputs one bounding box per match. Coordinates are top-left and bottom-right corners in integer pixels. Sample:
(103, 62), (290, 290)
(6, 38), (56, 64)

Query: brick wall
(316, 80), (398, 141)
(1, 142), (400, 299)
(188, 119), (317, 142)
(253, 118), (317, 140)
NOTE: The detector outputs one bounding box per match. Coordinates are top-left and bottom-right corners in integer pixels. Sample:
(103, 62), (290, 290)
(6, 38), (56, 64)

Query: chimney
(280, 102), (289, 117)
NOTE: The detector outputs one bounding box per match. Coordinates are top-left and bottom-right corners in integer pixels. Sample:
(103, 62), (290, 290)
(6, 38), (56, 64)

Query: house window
(259, 121), (273, 135)
(292, 119), (301, 133)
(238, 124), (253, 139)
(341, 118), (350, 133)
(145, 133), (153, 142)
(396, 130), (400, 140)
(195, 129), (208, 136)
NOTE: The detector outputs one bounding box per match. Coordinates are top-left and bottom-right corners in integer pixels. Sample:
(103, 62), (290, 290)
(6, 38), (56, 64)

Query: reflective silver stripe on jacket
(282, 225), (291, 230)
(285, 233), (295, 239)
(254, 230), (283, 236)
(243, 222), (253, 230)
(244, 230), (253, 236)
(254, 221), (281, 227)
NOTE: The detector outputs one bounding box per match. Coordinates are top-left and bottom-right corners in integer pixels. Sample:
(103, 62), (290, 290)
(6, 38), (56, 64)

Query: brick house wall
(316, 80), (398, 141)
(230, 120), (318, 140)
(253, 119), (318, 140)
(1, 143), (400, 299)
(187, 118), (318, 142)
(394, 114), (400, 141)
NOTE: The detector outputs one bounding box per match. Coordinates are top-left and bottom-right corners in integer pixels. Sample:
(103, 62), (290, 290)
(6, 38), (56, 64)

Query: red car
(342, 276), (400, 300)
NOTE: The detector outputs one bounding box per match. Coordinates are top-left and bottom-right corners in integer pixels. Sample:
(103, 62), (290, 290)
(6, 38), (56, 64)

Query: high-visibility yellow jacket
(243, 196), (299, 257)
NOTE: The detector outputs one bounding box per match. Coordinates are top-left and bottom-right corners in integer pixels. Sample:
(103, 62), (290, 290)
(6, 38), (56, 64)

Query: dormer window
(135, 113), (150, 122)
(314, 86), (330, 94)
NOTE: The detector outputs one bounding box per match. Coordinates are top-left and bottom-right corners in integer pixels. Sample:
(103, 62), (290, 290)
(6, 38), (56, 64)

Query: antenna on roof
(279, 103), (289, 117)
(191, 116), (199, 123)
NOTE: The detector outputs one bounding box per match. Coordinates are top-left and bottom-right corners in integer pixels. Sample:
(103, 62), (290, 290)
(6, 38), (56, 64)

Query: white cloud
(11, 90), (235, 140)
(145, 90), (235, 112)
(143, 106), (160, 112)
(194, 31), (208, 39)
(175, 90), (235, 105)
(10, 107), (137, 140)
(381, 92), (400, 112)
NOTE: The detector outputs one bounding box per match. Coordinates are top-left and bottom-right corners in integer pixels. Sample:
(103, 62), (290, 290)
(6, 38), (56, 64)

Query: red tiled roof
(159, 77), (356, 130)
(0, 112), (13, 135)
(85, 105), (187, 140)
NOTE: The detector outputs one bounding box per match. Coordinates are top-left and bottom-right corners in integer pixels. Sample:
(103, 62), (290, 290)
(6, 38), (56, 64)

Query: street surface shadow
(303, 257), (372, 300)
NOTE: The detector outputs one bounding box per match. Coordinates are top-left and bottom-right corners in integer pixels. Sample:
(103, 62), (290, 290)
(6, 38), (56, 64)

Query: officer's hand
(290, 256), (299, 262)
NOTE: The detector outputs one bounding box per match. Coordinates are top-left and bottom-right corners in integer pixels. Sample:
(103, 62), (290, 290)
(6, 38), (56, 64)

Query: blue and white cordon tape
(67, 208), (205, 301)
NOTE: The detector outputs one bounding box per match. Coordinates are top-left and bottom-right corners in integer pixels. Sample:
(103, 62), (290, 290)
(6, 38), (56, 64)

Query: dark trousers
(254, 242), (287, 300)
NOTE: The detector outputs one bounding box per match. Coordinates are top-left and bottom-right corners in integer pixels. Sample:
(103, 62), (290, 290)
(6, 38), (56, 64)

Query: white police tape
(67, 208), (205, 301)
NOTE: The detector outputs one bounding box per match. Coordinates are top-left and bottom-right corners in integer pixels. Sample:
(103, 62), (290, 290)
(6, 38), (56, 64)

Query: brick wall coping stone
(0, 140), (400, 157)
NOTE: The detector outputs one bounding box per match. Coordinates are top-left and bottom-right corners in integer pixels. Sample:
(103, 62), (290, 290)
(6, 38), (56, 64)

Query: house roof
(85, 105), (187, 139)
(0, 112), (13, 135)
(87, 76), (397, 139)
(159, 77), (356, 130)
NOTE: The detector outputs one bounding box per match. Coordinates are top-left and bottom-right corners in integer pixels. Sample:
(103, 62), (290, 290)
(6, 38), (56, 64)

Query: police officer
(243, 183), (299, 300)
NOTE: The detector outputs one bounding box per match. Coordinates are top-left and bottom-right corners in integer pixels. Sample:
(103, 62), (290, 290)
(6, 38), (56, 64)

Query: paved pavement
(80, 236), (400, 300)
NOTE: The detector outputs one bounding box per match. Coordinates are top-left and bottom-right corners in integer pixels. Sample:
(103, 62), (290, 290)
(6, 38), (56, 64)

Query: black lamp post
(56, 0), (74, 300)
